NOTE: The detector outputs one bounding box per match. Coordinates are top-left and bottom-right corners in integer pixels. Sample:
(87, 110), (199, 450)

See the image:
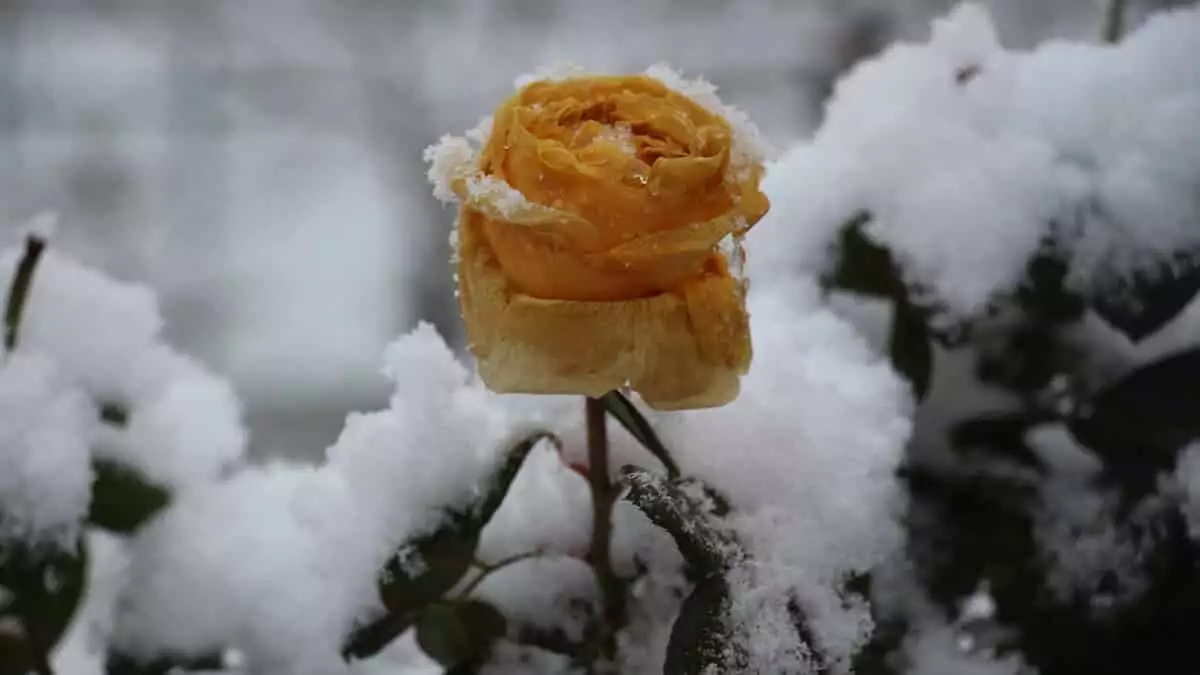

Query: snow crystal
(758, 3), (1200, 319)
(0, 352), (94, 548)
(422, 133), (538, 220)
(423, 134), (477, 203)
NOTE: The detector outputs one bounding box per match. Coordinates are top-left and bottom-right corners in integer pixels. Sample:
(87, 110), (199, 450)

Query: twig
(458, 550), (548, 598)
(4, 234), (47, 353)
(1102, 0), (1129, 44)
(585, 396), (624, 669)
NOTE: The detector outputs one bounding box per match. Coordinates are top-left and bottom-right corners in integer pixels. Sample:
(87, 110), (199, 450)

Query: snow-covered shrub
(757, 3), (1200, 675)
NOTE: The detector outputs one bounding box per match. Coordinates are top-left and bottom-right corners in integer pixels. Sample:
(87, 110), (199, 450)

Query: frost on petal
(112, 465), (382, 675)
(661, 278), (912, 671)
(644, 62), (775, 180)
(0, 352), (94, 548)
(423, 134), (478, 203)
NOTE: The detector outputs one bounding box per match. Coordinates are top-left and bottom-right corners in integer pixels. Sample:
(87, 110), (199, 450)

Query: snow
(0, 240), (248, 491)
(0, 351), (94, 548)
(111, 463), (382, 675)
(668, 276), (912, 672)
(754, 3), (1200, 319)
(93, 345), (245, 489)
(643, 63), (774, 180)
(1176, 443), (1200, 540)
(475, 444), (592, 562)
(110, 323), (527, 671)
(901, 622), (1030, 675)
(0, 245), (165, 403)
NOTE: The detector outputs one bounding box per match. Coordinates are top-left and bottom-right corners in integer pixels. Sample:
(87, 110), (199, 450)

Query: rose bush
(428, 69), (771, 410)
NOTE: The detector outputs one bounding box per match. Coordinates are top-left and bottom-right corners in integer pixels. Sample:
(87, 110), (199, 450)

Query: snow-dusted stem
(1103, 0), (1128, 43)
(585, 396), (622, 665)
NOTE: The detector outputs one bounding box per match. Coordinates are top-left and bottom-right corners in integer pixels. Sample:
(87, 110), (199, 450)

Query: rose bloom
(426, 67), (770, 410)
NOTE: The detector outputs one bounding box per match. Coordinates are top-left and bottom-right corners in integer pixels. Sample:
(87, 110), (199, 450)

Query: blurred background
(0, 0), (1188, 461)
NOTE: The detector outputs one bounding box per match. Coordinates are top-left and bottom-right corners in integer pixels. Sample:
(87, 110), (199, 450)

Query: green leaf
(344, 525), (478, 661)
(824, 212), (899, 298)
(470, 431), (554, 527)
(344, 432), (546, 661)
(663, 575), (743, 675)
(620, 469), (740, 576)
(380, 525), (478, 614)
(826, 214), (935, 399)
(600, 391), (681, 478)
(888, 294), (933, 400)
(1067, 347), (1200, 476)
(1091, 252), (1200, 342)
(341, 610), (421, 662)
(88, 460), (171, 534)
(416, 601), (507, 668)
(0, 539), (88, 673)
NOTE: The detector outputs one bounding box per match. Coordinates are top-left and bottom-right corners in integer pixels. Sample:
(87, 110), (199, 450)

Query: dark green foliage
(824, 213), (935, 400)
(0, 542), (87, 675)
(88, 460), (171, 535)
(663, 575), (743, 675)
(416, 600), (507, 668)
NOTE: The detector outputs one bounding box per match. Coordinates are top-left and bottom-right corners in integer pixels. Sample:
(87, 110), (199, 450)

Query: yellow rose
(427, 67), (770, 410)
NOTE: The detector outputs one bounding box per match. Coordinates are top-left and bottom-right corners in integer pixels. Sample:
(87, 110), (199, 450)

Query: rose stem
(585, 395), (624, 667)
